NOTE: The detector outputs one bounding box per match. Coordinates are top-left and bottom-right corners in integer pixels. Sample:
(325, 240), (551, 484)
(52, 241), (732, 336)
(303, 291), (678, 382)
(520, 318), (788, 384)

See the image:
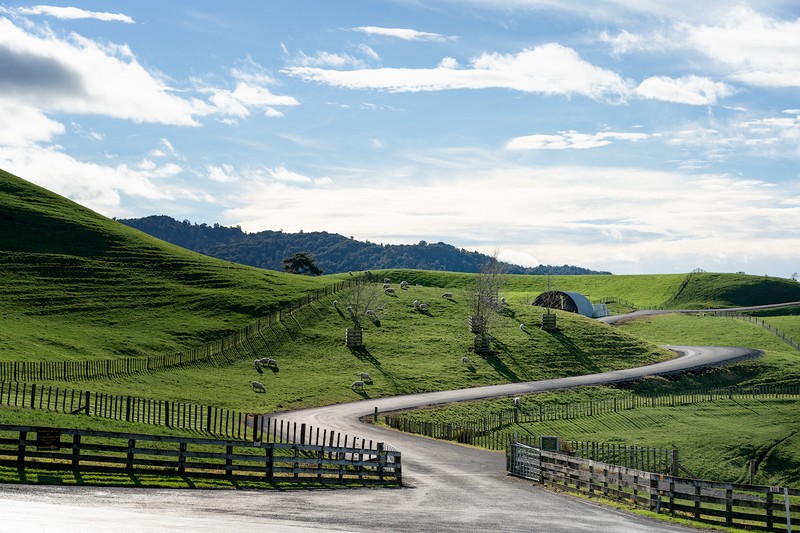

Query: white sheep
(519, 323), (526, 330)
(254, 359), (261, 368)
(500, 297), (506, 304)
(258, 357), (277, 368)
(442, 292), (453, 298)
(251, 381), (266, 393)
(383, 278), (391, 284)
(360, 372), (371, 381)
(333, 299), (339, 307)
(383, 283), (391, 289)
(417, 303), (429, 310)
(351, 380), (365, 390)
(462, 356), (470, 365)
(384, 287), (396, 294)
(400, 281), (409, 289)
(366, 309), (375, 316)
(413, 299), (419, 307)
(513, 397), (520, 407)
(346, 306), (355, 315)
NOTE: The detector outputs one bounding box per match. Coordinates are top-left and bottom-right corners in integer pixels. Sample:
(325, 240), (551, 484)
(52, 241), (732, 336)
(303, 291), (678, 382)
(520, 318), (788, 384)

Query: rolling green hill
(0, 169), (334, 361)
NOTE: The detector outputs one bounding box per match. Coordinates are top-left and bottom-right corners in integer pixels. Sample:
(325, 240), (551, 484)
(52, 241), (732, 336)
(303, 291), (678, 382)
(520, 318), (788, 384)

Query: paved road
(0, 342), (757, 532)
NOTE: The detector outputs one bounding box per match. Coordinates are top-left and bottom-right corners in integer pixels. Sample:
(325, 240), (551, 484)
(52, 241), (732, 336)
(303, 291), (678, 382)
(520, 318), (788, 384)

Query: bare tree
(338, 273), (383, 346)
(466, 251), (506, 352)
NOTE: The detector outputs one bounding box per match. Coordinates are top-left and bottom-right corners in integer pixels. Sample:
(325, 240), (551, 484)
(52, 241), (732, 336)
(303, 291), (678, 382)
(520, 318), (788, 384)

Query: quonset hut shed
(533, 290), (599, 318)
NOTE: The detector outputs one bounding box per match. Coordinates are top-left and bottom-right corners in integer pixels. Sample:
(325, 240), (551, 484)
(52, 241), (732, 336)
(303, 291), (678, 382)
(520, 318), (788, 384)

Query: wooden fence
(0, 381), (374, 453)
(522, 448), (798, 532)
(0, 424), (401, 487)
(714, 311), (800, 351)
(385, 384), (800, 446)
(0, 279), (360, 383)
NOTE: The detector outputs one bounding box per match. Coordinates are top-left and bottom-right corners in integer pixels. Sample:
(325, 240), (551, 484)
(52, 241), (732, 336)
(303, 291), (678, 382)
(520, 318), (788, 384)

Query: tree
(282, 252), (323, 276)
(466, 251), (506, 352)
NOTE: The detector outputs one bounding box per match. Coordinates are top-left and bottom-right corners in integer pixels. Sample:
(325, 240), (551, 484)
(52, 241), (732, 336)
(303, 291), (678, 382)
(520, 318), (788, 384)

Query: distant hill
(118, 215), (612, 276)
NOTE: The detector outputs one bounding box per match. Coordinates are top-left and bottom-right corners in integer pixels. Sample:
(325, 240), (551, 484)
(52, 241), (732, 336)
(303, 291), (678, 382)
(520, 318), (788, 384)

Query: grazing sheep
(258, 357), (278, 368)
(413, 299), (419, 307)
(254, 359), (261, 368)
(333, 299), (339, 307)
(519, 323), (526, 330)
(400, 281), (409, 289)
(251, 381), (266, 393)
(442, 292), (453, 298)
(360, 372), (371, 381)
(366, 309), (375, 316)
(417, 303), (429, 310)
(383, 278), (391, 284)
(351, 380), (365, 390)
(500, 297), (506, 304)
(346, 306), (355, 315)
(384, 287), (396, 294)
(513, 397), (520, 407)
(383, 283), (391, 289)
(462, 356), (470, 365)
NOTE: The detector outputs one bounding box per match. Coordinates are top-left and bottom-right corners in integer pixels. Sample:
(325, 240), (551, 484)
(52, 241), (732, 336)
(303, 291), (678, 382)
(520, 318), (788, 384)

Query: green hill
(0, 169), (333, 361)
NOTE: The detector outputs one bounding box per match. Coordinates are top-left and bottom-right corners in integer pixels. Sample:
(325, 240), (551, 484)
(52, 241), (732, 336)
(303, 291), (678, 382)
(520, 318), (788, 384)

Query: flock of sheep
(248, 277), (528, 396)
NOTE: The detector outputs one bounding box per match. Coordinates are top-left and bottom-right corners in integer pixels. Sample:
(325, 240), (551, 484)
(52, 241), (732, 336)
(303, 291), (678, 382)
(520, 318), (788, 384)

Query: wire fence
(0, 278), (364, 382)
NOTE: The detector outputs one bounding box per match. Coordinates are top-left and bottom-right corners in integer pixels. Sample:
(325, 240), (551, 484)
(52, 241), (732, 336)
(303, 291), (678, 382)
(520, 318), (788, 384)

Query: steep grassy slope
(664, 272), (800, 309)
(0, 169), (334, 361)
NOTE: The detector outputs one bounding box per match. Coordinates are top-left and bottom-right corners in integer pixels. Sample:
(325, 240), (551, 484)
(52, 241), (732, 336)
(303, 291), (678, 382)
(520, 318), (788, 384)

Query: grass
(4, 166), (800, 495)
(0, 169), (339, 361)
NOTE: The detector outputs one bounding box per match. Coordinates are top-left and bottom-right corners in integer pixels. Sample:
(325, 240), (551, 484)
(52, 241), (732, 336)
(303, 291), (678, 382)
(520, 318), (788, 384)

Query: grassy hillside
(0, 169), (335, 361)
(664, 271), (800, 309)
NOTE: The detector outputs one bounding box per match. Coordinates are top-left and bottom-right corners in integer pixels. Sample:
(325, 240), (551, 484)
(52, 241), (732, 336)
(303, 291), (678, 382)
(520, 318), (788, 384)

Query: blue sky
(1, 1), (799, 276)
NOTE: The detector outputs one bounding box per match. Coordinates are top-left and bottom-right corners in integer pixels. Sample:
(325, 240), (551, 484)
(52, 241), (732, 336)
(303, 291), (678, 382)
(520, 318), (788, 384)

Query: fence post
(17, 430), (27, 468)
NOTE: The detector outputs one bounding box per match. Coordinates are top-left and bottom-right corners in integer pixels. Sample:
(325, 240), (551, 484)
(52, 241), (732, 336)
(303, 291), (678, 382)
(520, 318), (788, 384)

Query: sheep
(442, 292), (453, 298)
(346, 306), (355, 315)
(360, 372), (371, 381)
(383, 278), (391, 284)
(513, 397), (521, 407)
(462, 356), (470, 365)
(384, 287), (396, 294)
(413, 299), (419, 307)
(251, 381), (266, 393)
(333, 299), (339, 307)
(519, 323), (526, 330)
(383, 283), (391, 289)
(500, 297), (506, 304)
(366, 309), (375, 316)
(254, 359), (261, 368)
(417, 303), (429, 310)
(400, 280), (409, 289)
(351, 380), (365, 390)
(258, 357), (277, 368)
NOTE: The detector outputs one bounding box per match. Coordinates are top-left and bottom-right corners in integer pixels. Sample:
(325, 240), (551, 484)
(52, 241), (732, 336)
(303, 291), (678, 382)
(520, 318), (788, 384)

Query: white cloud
(684, 6), (800, 88)
(18, 5), (135, 23)
(292, 50), (366, 69)
(223, 162), (800, 275)
(0, 17), (210, 126)
(208, 164), (238, 183)
(358, 44), (380, 61)
(286, 43), (631, 101)
(350, 26), (455, 42)
(372, 138), (384, 149)
(506, 130), (651, 150)
(0, 99), (63, 146)
(636, 75), (733, 105)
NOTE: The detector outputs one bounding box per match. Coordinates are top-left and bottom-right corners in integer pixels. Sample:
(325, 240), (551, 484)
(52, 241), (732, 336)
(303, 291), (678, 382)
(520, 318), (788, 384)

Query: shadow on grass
(476, 345), (519, 382)
(548, 330), (602, 374)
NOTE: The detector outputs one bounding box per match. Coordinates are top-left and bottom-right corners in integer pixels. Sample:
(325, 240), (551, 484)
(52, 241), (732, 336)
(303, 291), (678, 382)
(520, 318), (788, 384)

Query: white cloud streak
(350, 26), (454, 42)
(636, 75), (733, 105)
(506, 130), (651, 150)
(286, 43), (631, 101)
(18, 5), (135, 23)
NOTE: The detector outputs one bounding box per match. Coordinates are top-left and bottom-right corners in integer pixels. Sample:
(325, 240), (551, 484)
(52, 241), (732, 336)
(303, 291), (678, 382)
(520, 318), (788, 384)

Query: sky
(1, 1), (799, 276)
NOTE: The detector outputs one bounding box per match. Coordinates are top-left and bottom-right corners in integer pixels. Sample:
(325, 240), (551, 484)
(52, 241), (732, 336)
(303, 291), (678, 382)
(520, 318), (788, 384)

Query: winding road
(2, 305), (783, 532)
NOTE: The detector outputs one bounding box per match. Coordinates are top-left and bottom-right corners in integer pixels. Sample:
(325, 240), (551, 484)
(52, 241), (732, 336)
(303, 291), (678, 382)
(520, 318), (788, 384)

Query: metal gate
(508, 442), (541, 482)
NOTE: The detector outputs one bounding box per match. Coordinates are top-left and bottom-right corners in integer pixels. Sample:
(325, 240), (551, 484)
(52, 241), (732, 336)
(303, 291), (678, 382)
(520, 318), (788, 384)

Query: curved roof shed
(533, 290), (596, 318)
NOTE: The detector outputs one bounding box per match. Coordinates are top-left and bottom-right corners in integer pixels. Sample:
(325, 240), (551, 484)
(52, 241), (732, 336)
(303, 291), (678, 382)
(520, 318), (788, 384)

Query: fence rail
(0, 381), (375, 453)
(0, 278), (362, 383)
(0, 424), (401, 487)
(509, 446), (799, 533)
(385, 384), (800, 447)
(712, 311), (800, 351)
